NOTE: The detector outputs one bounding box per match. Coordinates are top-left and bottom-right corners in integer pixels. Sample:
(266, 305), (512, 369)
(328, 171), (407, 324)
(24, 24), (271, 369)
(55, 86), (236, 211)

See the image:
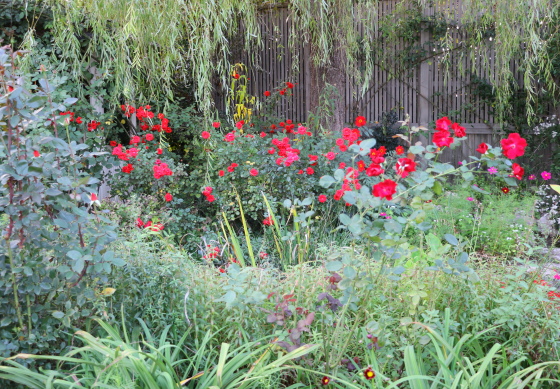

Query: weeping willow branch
(35, 0), (559, 123)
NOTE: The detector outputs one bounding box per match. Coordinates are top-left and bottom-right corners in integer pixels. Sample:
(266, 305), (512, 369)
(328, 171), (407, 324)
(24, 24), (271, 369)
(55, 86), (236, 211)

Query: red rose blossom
(476, 143), (488, 154)
(373, 179), (398, 200)
(318, 194), (327, 203)
(164, 193), (173, 202)
(432, 130), (454, 147)
(452, 122), (466, 137)
(501, 133), (527, 159)
(512, 163), (524, 180)
(264, 90), (271, 97)
(395, 157), (416, 178)
(201, 131), (211, 139)
(249, 168), (259, 176)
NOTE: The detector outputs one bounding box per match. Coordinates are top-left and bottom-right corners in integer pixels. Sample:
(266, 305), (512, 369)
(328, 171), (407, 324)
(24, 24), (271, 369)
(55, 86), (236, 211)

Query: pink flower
(201, 131), (211, 139)
(528, 174), (536, 180)
(212, 122), (220, 128)
(249, 168), (259, 176)
(554, 273), (560, 280)
(541, 171), (552, 180)
(467, 197), (474, 201)
(325, 152), (337, 160)
(318, 195), (327, 203)
(487, 167), (498, 174)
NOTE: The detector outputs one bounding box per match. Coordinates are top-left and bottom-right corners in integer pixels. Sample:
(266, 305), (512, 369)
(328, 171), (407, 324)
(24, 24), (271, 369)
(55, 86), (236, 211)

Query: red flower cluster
(203, 245), (220, 260)
(59, 111), (82, 124)
(112, 145), (138, 161)
(136, 218), (164, 231)
(202, 186), (215, 202)
(87, 121), (101, 131)
(271, 137), (301, 167)
(432, 117), (465, 148)
(153, 160), (173, 179)
(122, 163), (134, 173)
(263, 216), (274, 226)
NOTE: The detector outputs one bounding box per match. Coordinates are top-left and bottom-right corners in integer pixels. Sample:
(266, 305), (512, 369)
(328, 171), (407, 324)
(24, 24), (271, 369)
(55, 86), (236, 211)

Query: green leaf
(72, 258), (85, 273)
(444, 234), (458, 246)
(409, 145), (425, 154)
(326, 260), (343, 272)
(319, 175), (335, 188)
(67, 250), (82, 260)
(52, 311), (65, 319)
(218, 290), (236, 304)
(339, 214), (351, 225)
(432, 180), (442, 195)
(343, 266), (357, 279)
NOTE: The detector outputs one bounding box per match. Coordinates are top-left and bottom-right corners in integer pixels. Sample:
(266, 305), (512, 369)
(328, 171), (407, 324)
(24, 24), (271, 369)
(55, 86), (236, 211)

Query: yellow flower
(120, 120), (126, 124)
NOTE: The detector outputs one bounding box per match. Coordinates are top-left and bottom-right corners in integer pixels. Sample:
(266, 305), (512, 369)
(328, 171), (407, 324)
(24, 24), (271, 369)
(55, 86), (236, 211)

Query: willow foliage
(37, 0), (560, 120)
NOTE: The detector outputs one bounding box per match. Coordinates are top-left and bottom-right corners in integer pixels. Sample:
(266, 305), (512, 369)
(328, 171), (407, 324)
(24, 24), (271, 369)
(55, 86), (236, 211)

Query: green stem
(6, 244), (25, 332)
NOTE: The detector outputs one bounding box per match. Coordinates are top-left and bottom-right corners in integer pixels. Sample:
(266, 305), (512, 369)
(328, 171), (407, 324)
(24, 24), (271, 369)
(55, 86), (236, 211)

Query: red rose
(90, 193), (98, 202)
(318, 195), (327, 203)
(452, 122), (466, 137)
(164, 193), (173, 202)
(435, 116), (452, 131)
(372, 179), (398, 200)
(212, 122), (220, 128)
(264, 90), (271, 97)
(145, 133), (154, 141)
(395, 157), (416, 178)
(365, 164), (384, 177)
(219, 170), (225, 176)
(432, 130), (454, 147)
(249, 168), (259, 176)
(33, 150), (40, 157)
(501, 133), (527, 159)
(354, 116), (367, 127)
(306, 167), (314, 175)
(201, 131), (211, 139)
(476, 143), (488, 154)
(512, 163), (524, 180)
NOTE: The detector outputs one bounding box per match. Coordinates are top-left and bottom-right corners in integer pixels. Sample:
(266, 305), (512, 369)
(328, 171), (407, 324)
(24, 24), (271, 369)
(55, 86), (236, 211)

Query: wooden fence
(220, 2), (556, 165)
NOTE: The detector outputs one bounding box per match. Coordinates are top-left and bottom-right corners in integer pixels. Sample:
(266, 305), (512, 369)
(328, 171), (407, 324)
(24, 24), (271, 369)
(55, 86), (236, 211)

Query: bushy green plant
(0, 46), (123, 363)
(408, 184), (538, 256)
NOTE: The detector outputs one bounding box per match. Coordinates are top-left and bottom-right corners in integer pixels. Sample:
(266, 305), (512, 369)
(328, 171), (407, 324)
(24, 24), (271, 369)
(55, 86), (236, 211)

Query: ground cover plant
(1, 34), (560, 389)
